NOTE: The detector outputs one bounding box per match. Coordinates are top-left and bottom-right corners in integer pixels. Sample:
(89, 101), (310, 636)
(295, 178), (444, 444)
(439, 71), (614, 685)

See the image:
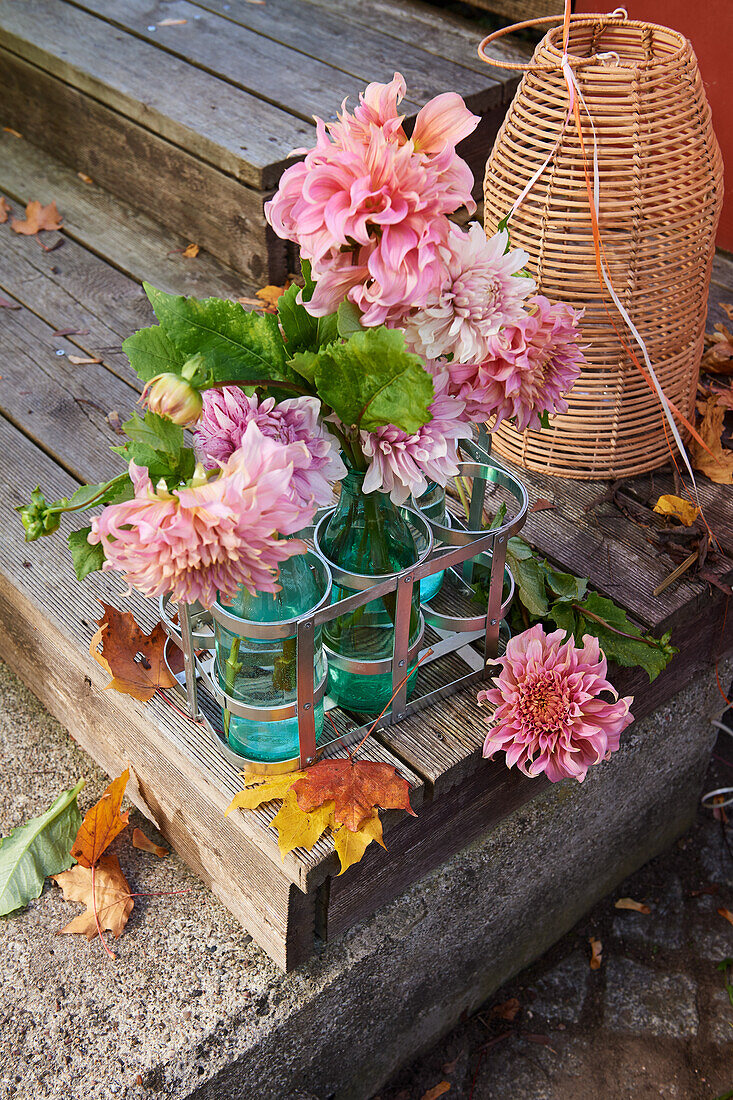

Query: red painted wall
(574, 0), (731, 249)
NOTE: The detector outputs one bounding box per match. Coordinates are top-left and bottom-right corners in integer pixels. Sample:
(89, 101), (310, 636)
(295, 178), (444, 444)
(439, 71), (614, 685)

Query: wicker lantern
(480, 12), (724, 479)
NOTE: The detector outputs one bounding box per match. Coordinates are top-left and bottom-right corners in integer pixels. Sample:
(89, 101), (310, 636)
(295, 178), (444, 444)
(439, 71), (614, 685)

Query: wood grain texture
(0, 133), (251, 299)
(0, 49), (279, 282)
(0, 0), (313, 189)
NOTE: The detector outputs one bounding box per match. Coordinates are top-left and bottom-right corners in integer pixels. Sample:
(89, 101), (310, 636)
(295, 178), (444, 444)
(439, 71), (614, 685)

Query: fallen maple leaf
(90, 603), (181, 702)
(53, 853), (133, 945)
(589, 936), (602, 970)
(182, 242), (199, 258)
(255, 282), (290, 313)
(691, 397), (733, 484)
(332, 810), (385, 874)
(225, 772), (306, 815)
(652, 494), (700, 527)
(11, 199), (63, 235)
(71, 769), (130, 868)
(0, 196), (11, 223)
(530, 498), (555, 513)
(614, 897), (651, 914)
(702, 319), (733, 375)
(292, 757), (416, 832)
(67, 355), (102, 365)
(718, 908), (733, 927)
(491, 997), (521, 1020)
(421, 1084), (450, 1100)
(270, 790), (333, 859)
(132, 827), (168, 858)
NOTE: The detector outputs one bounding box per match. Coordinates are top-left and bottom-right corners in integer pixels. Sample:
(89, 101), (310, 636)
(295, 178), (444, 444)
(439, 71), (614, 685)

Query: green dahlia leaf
(68, 528), (106, 581)
(0, 779), (84, 916)
(122, 325), (184, 384)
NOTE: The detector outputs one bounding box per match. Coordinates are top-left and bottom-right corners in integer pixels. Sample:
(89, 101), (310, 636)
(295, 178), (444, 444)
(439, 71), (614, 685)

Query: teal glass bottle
(413, 481), (446, 603)
(320, 467), (422, 715)
(213, 551), (327, 764)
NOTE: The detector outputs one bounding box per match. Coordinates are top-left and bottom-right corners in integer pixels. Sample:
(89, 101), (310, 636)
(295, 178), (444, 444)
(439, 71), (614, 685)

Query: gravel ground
(373, 713), (733, 1100)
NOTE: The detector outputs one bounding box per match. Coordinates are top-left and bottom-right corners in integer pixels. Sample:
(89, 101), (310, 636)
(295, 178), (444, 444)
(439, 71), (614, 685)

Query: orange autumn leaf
(718, 908), (733, 927)
(11, 199), (63, 235)
(182, 242), (199, 258)
(292, 757), (416, 832)
(71, 769), (130, 868)
(0, 197), (11, 223)
(589, 936), (603, 970)
(255, 282), (290, 313)
(77, 172), (93, 185)
(691, 397), (733, 485)
(652, 494), (699, 527)
(53, 853), (133, 945)
(90, 603), (181, 702)
(614, 897), (651, 914)
(67, 355), (102, 365)
(421, 1085), (451, 1100)
(132, 827), (169, 858)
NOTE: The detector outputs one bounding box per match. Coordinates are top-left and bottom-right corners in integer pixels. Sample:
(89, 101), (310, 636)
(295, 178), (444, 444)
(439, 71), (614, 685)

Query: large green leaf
(0, 779), (84, 916)
(68, 528), (106, 581)
(122, 325), (184, 384)
(314, 327), (434, 433)
(113, 411), (195, 485)
(144, 283), (298, 388)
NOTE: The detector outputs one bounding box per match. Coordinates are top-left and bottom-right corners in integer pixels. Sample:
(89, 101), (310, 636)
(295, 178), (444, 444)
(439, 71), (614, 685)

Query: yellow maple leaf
(224, 771), (306, 815)
(691, 397), (733, 485)
(270, 790), (333, 858)
(333, 809), (385, 875)
(652, 494), (700, 526)
(255, 283), (289, 313)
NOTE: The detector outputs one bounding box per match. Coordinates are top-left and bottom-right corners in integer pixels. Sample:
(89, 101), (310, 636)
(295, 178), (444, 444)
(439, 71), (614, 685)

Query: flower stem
(223, 637), (242, 739)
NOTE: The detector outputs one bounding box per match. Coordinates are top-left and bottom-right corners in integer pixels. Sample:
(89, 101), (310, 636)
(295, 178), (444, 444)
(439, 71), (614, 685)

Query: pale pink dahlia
(399, 223), (534, 363)
(194, 390), (346, 508)
(478, 625), (633, 783)
(448, 295), (585, 430)
(265, 73), (479, 326)
(88, 422), (312, 608)
(361, 368), (472, 504)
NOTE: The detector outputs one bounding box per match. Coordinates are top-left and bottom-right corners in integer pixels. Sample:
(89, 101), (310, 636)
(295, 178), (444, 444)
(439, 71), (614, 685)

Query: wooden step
(0, 0), (526, 279)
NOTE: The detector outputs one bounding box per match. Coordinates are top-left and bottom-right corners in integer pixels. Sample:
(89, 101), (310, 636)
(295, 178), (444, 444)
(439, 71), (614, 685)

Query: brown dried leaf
(491, 997), (521, 1020)
(77, 172), (93, 185)
(0, 196), (12, 223)
(3, 127), (22, 138)
(614, 897), (651, 914)
(52, 327), (89, 338)
(90, 604), (180, 702)
(713, 794), (729, 823)
(67, 355), (102, 365)
(71, 769), (130, 868)
(689, 884), (719, 897)
(292, 757), (416, 832)
(106, 409), (124, 434)
(718, 908), (733, 927)
(11, 199), (63, 235)
(132, 827), (169, 858)
(530, 498), (555, 513)
(182, 242), (199, 258)
(0, 296), (20, 310)
(421, 1084), (450, 1100)
(53, 853), (133, 944)
(691, 397), (733, 485)
(589, 936), (602, 969)
(157, 17), (187, 24)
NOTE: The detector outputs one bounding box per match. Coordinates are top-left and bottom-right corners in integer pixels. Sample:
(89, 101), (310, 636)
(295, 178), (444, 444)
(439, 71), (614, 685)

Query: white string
(701, 711), (733, 810)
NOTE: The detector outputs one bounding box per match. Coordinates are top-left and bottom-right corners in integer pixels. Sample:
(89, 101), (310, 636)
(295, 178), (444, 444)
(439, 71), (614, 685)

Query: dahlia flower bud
(18, 487), (61, 541)
(141, 373), (203, 426)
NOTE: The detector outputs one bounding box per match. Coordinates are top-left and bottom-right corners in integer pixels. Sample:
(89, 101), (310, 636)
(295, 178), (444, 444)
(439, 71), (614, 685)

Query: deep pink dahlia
(478, 625), (634, 783)
(361, 367), (472, 504)
(89, 423), (312, 608)
(264, 73), (479, 326)
(194, 390), (345, 508)
(399, 223), (534, 363)
(448, 295), (585, 430)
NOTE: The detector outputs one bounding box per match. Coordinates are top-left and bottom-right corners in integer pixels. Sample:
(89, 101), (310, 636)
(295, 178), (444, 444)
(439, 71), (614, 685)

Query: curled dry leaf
(718, 908), (733, 928)
(420, 1085), (451, 1100)
(71, 769), (130, 868)
(0, 296), (20, 310)
(182, 242), (200, 258)
(132, 827), (168, 858)
(90, 603), (181, 702)
(52, 327), (90, 338)
(614, 897), (651, 914)
(0, 196), (12, 223)
(491, 997), (521, 1021)
(292, 757), (416, 832)
(158, 16), (187, 24)
(2, 127), (22, 138)
(589, 936), (603, 970)
(11, 199), (63, 235)
(53, 852), (133, 944)
(691, 397), (733, 485)
(77, 172), (93, 185)
(255, 283), (290, 313)
(67, 355), (102, 365)
(702, 319), (733, 375)
(652, 494), (700, 527)
(530, 498), (555, 513)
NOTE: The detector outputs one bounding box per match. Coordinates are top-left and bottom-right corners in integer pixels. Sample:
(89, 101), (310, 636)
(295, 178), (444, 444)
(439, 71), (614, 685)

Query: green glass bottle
(214, 551), (327, 763)
(320, 467), (421, 715)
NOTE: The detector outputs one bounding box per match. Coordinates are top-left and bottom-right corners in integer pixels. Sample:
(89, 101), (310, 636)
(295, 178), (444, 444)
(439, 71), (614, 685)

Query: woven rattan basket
(480, 12), (724, 479)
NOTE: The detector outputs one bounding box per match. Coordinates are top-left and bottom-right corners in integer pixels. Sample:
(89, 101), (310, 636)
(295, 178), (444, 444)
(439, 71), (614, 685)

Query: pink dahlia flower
(478, 625), (634, 783)
(194, 390), (346, 508)
(89, 422), (312, 608)
(265, 73), (479, 326)
(399, 223), (534, 363)
(448, 295), (585, 430)
(361, 367), (472, 504)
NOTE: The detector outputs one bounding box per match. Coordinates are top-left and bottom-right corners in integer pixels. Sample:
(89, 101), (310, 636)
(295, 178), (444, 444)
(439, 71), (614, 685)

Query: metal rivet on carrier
(304, 702), (312, 711)
(398, 659), (405, 668)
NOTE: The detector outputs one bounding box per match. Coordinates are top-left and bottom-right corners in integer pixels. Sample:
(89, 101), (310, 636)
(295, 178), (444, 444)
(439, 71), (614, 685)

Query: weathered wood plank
(462, 0), (557, 19)
(0, 0), (313, 190)
(0, 133), (251, 299)
(188, 0), (502, 110)
(71, 0), (422, 120)
(0, 50), (281, 282)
